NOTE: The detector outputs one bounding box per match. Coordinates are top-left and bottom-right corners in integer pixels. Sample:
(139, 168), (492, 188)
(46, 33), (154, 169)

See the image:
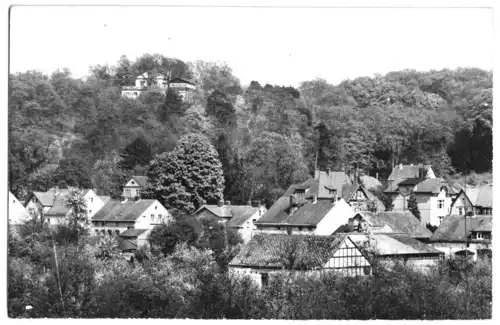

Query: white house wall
(134, 200), (173, 229)
(427, 190), (452, 226)
(237, 208), (267, 244)
(314, 199), (355, 235)
(450, 192), (474, 215)
(84, 190), (105, 218)
(8, 192), (29, 225)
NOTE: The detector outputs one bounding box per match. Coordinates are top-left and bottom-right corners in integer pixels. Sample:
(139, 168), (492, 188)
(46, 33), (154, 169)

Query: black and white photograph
(5, 0), (496, 319)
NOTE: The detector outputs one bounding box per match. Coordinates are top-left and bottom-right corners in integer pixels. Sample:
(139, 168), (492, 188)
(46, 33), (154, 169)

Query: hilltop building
(121, 73), (195, 101)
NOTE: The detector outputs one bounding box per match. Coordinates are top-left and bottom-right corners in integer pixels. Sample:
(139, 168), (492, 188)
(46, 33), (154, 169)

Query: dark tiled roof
(283, 171), (351, 199)
(430, 215), (492, 242)
(398, 178), (421, 186)
(92, 200), (157, 222)
(413, 178), (454, 194)
(257, 198), (336, 226)
(117, 237), (137, 251)
(120, 228), (148, 237)
(356, 211), (432, 239)
(388, 164), (431, 182)
(226, 206), (261, 228)
(318, 171), (352, 198)
(45, 194), (69, 217)
(131, 176), (148, 187)
(229, 233), (350, 269)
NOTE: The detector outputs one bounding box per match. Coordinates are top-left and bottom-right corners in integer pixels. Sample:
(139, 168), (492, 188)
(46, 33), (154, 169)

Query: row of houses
(121, 73), (196, 101)
(8, 163), (492, 288)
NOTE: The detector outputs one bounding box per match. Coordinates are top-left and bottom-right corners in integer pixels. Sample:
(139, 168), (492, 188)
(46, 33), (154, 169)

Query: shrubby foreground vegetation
(8, 218), (492, 319)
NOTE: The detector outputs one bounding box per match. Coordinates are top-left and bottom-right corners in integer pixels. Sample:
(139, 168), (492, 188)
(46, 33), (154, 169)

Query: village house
(449, 184), (493, 216)
(91, 198), (173, 251)
(385, 177), (457, 227)
(341, 183), (385, 213)
(255, 169), (358, 235)
(348, 233), (445, 273)
(387, 163), (436, 185)
(429, 214), (492, 260)
(121, 73), (195, 101)
(44, 189), (106, 226)
(8, 191), (29, 225)
(342, 211), (433, 241)
(193, 200), (267, 243)
(229, 233), (373, 288)
(123, 176), (148, 199)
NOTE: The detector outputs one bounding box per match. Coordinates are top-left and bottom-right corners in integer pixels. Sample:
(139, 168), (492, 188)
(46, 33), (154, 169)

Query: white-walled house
(254, 195), (355, 236)
(44, 189), (105, 226)
(25, 188), (64, 219)
(91, 199), (173, 251)
(194, 200), (267, 243)
(229, 233), (373, 288)
(121, 73), (196, 100)
(385, 178), (457, 226)
(123, 176), (148, 199)
(449, 184), (493, 216)
(429, 214), (492, 261)
(349, 233), (445, 273)
(8, 191), (29, 225)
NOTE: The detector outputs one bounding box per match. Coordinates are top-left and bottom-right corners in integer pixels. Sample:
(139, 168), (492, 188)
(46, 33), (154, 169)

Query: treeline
(8, 220), (492, 319)
(8, 53), (493, 206)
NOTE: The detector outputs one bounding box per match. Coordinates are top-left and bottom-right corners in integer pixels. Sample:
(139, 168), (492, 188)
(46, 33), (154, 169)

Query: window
(437, 200), (444, 209)
(476, 232), (484, 240)
(151, 214), (154, 222)
(155, 206), (158, 210)
(90, 197), (93, 203)
(439, 216), (444, 224)
(107, 230), (112, 236)
(115, 230), (120, 236)
(260, 273), (269, 287)
(458, 207), (463, 215)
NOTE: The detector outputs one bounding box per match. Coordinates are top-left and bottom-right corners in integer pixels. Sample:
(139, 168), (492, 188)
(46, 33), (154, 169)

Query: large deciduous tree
(143, 134), (225, 213)
(119, 137), (153, 171)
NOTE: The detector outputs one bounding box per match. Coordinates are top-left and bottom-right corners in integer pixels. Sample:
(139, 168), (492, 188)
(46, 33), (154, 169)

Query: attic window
(155, 206), (158, 210)
(90, 197), (93, 203)
(131, 181), (135, 184)
(295, 189), (306, 194)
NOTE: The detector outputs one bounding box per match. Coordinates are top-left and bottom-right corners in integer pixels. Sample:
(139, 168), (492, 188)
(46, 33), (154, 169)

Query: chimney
(326, 167), (330, 175)
(376, 172), (379, 180)
(134, 196), (140, 203)
(54, 186), (59, 196)
(224, 200), (231, 206)
(311, 194), (317, 204)
(330, 190), (338, 203)
(217, 199), (224, 207)
(314, 169), (320, 179)
(399, 163), (403, 170)
(247, 200), (252, 206)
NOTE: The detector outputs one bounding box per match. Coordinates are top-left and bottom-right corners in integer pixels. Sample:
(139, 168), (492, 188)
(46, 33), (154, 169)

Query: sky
(9, 5), (494, 87)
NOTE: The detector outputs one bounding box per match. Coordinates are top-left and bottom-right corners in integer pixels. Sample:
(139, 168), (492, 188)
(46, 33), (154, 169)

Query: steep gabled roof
(355, 211), (432, 239)
(413, 178), (455, 194)
(388, 164), (432, 182)
(129, 176), (148, 187)
(430, 215), (492, 242)
(226, 206), (262, 228)
(92, 200), (157, 222)
(318, 171), (352, 198)
(229, 233), (351, 269)
(464, 184), (493, 208)
(256, 198), (339, 226)
(45, 194), (69, 217)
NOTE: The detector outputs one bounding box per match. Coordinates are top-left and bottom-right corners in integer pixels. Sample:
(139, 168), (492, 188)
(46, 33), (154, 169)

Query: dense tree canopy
(143, 134), (225, 213)
(8, 55), (493, 205)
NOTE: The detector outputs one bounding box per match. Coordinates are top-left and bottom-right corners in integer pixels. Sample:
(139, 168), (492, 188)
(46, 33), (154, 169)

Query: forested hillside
(8, 53), (493, 206)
